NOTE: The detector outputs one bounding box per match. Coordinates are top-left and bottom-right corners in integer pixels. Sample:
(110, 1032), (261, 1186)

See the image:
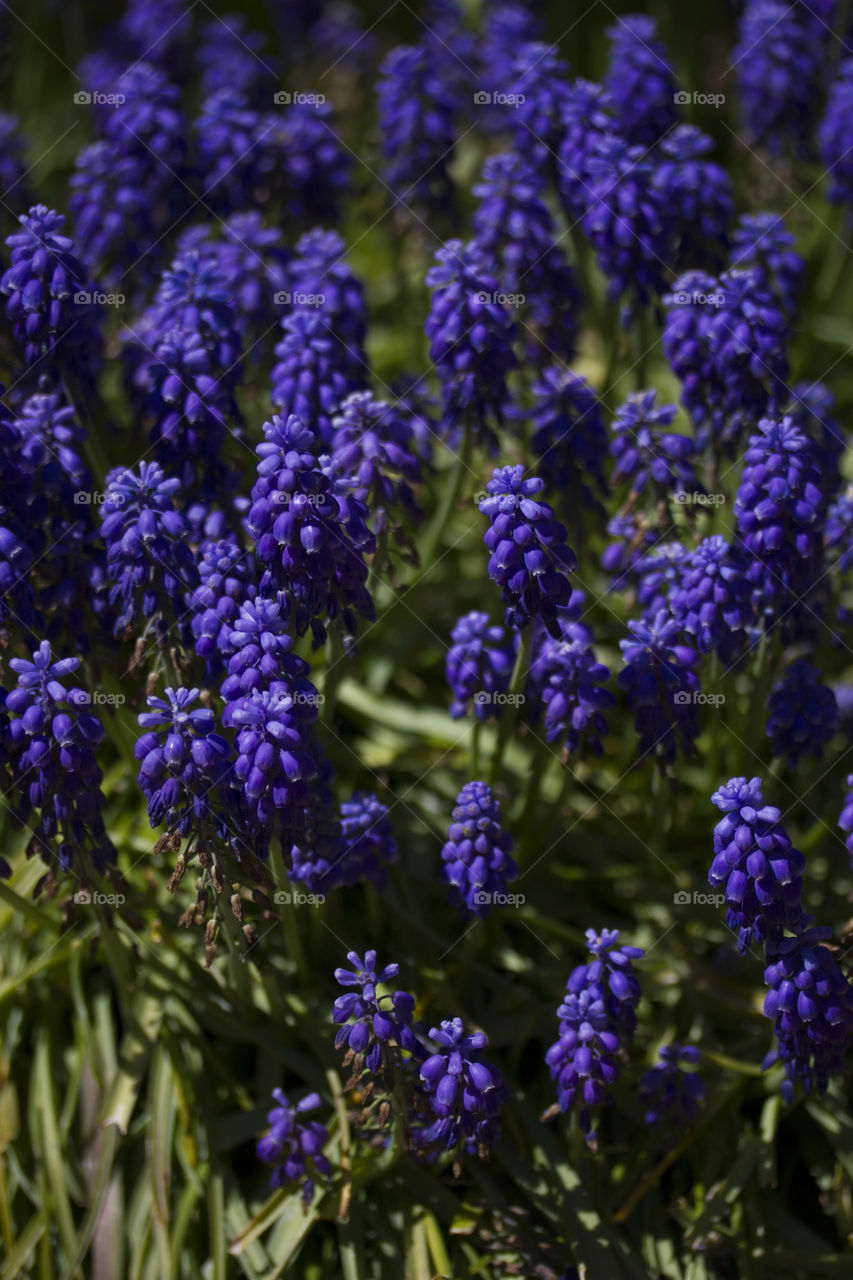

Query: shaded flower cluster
(440, 781), (518, 917)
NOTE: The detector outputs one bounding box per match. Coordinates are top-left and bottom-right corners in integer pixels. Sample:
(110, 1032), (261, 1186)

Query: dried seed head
(167, 856), (186, 892)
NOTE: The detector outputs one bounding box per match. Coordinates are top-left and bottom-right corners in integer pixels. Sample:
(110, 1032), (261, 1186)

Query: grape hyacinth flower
(508, 43), (573, 181)
(838, 777), (853, 866)
(70, 63), (188, 290)
(709, 777), (804, 950)
(735, 0), (825, 155)
(0, 114), (28, 207)
(256, 1088), (332, 1202)
(480, 466), (576, 638)
(567, 928), (645, 1040)
(819, 60), (853, 207)
(329, 391), (422, 540)
(145, 325), (241, 498)
(529, 368), (608, 521)
(618, 612), (701, 767)
(11, 390), (91, 488)
(289, 783), (348, 894)
(5, 641), (116, 874)
(786, 381), (844, 503)
(337, 792), (399, 888)
(425, 240), (518, 451)
(198, 15), (273, 102)
(652, 126), (733, 271)
(610, 391), (698, 501)
(633, 543), (692, 621)
(670, 535), (754, 663)
(664, 270), (790, 454)
(581, 136), (669, 323)
(149, 247), (242, 372)
(734, 417), (826, 636)
(272, 101), (352, 227)
(446, 612), (514, 720)
(1, 205), (99, 370)
(766, 659), (838, 768)
(604, 14), (678, 147)
(471, 151), (581, 365)
(226, 682), (320, 860)
(546, 987), (621, 1145)
(210, 213), (290, 351)
(135, 686), (233, 848)
(826, 484), (853, 574)
(763, 922), (853, 1102)
(247, 413), (375, 646)
(111, 0), (191, 77)
(639, 1044), (706, 1130)
(270, 311), (353, 446)
(601, 514), (659, 591)
(288, 229), (368, 378)
(546, 928), (643, 1144)
(377, 44), (458, 222)
(528, 617), (614, 757)
(190, 535), (254, 670)
(440, 781), (519, 917)
(220, 596), (313, 702)
(557, 80), (614, 221)
(730, 213), (805, 320)
(419, 1018), (506, 1156)
(102, 61), (188, 169)
(101, 462), (198, 646)
(333, 950), (417, 1074)
(0, 394), (106, 650)
(194, 89), (276, 215)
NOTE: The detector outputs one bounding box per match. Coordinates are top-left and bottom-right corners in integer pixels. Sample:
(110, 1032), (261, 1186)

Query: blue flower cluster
(546, 929), (644, 1145)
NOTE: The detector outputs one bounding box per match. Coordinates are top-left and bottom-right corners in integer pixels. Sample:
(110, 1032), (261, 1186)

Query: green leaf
(33, 1033), (77, 1265)
(99, 993), (163, 1134)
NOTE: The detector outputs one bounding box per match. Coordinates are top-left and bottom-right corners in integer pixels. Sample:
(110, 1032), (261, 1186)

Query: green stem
(708, 651), (721, 786)
(600, 299), (622, 411)
(470, 717), (482, 778)
(214, 870), (252, 1006)
(322, 627), (347, 726)
(634, 307), (650, 390)
(515, 737), (550, 852)
(98, 905), (135, 1022)
(568, 223), (595, 318)
(270, 842), (307, 973)
(488, 627), (535, 788)
(418, 418), (474, 571)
